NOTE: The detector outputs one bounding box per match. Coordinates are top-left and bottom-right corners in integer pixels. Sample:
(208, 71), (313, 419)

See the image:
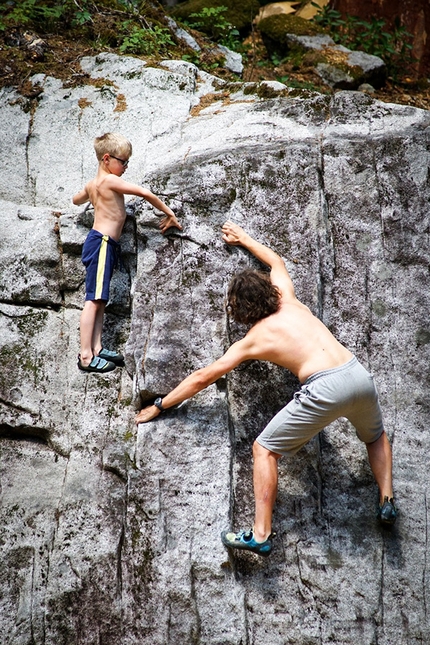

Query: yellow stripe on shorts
(95, 235), (109, 300)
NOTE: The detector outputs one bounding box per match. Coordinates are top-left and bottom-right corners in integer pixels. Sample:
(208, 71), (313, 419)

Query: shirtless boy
(135, 221), (397, 556)
(73, 132), (182, 374)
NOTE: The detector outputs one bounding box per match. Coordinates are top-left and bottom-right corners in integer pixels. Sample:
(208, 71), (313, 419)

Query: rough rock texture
(0, 53), (430, 644)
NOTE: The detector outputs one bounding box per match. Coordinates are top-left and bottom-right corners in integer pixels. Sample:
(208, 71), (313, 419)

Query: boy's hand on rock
(159, 214), (183, 233)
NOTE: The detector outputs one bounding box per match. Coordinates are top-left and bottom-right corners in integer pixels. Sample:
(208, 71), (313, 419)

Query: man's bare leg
(366, 431), (393, 503)
(252, 441), (281, 542)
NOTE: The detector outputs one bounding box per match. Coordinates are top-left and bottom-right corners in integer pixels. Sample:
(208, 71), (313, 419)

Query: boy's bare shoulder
(98, 173), (133, 192)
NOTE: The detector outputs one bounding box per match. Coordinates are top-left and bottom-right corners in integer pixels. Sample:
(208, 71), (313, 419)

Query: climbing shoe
(78, 355), (116, 373)
(221, 528), (274, 557)
(378, 497), (398, 526)
(97, 347), (125, 366)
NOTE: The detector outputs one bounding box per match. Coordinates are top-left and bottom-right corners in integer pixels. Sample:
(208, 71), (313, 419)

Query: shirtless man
(73, 132), (182, 373)
(135, 221), (397, 556)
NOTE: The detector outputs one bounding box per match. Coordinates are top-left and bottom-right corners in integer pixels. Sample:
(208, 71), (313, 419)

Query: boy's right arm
(221, 220), (296, 300)
(72, 185), (90, 206)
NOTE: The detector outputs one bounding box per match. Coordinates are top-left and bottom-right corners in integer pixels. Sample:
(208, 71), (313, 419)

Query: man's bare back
(242, 299), (353, 383)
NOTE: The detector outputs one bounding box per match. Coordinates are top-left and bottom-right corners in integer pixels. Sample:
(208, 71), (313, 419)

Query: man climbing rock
(135, 221), (397, 556)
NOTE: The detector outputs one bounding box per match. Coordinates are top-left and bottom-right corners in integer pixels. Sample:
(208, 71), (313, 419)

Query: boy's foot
(97, 348), (125, 366)
(221, 528), (274, 557)
(378, 496), (398, 526)
(78, 355), (116, 373)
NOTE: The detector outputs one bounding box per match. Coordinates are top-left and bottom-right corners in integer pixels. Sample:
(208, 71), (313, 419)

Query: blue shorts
(82, 229), (120, 302)
(256, 357), (384, 457)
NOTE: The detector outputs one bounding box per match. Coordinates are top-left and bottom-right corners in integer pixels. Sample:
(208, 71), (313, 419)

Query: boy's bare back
(77, 172), (130, 241)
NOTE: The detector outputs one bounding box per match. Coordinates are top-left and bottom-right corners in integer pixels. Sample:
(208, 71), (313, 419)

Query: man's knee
(253, 440), (281, 461)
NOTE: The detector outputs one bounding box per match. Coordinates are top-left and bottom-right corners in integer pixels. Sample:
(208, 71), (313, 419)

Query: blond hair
(94, 132), (132, 162)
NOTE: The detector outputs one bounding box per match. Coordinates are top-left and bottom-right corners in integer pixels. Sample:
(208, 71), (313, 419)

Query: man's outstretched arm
(135, 338), (252, 424)
(221, 221), (296, 300)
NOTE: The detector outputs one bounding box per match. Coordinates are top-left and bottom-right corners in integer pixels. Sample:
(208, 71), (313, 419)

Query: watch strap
(154, 397), (165, 412)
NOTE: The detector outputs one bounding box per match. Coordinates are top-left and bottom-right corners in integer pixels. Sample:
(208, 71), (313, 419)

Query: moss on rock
(258, 13), (325, 58)
(259, 14), (325, 40)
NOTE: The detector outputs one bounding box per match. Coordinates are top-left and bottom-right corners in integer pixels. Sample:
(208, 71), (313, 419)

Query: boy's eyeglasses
(110, 155), (129, 167)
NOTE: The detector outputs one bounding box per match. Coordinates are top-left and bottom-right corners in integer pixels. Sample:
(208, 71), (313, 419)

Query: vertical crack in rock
(30, 545), (37, 645)
(189, 562), (202, 644)
(363, 265), (373, 368)
(316, 132), (329, 521)
(141, 291), (158, 382)
(224, 312), (239, 570)
(39, 453), (70, 643)
(24, 95), (38, 207)
(179, 233), (185, 286)
(116, 512), (126, 601)
(316, 132), (330, 322)
(424, 492), (429, 619)
(242, 588), (251, 645)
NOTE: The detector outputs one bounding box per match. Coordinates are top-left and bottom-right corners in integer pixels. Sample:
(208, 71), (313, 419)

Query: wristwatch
(154, 397), (165, 412)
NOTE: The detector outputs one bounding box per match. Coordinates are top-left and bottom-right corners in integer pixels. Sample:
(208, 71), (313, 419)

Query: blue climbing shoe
(378, 497), (398, 526)
(221, 528), (274, 557)
(78, 355), (116, 373)
(97, 348), (125, 366)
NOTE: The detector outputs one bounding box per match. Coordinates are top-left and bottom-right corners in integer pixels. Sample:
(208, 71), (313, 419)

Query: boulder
(0, 54), (429, 644)
(258, 14), (386, 89)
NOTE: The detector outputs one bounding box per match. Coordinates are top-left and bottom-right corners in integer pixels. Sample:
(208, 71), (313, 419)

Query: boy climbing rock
(73, 132), (182, 373)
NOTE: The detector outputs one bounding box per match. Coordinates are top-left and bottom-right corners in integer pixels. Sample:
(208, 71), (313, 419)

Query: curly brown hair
(227, 269), (281, 325)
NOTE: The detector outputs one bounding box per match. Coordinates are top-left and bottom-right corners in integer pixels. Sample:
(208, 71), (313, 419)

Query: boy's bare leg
(79, 300), (105, 366)
(91, 300), (106, 357)
(252, 441), (281, 542)
(366, 431), (394, 503)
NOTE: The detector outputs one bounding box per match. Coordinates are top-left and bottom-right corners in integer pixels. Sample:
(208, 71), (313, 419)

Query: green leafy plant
(186, 6), (240, 51)
(181, 52), (201, 65)
(0, 0), (93, 31)
(119, 21), (174, 55)
(311, 5), (415, 80)
(276, 74), (320, 92)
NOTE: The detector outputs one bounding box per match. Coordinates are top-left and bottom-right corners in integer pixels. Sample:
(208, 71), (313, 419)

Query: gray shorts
(256, 357), (384, 457)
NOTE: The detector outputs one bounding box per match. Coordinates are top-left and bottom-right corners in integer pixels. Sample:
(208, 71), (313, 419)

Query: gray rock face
(0, 54), (429, 644)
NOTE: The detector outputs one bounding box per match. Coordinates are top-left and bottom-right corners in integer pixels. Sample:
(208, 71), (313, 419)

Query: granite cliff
(0, 54), (429, 644)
